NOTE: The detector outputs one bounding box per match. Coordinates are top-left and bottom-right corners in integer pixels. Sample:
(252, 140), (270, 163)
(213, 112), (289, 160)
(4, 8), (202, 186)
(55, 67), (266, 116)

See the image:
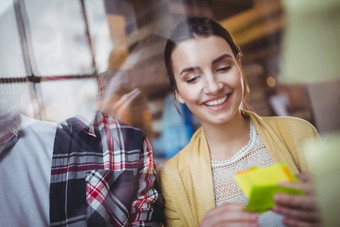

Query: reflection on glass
(40, 78), (97, 122)
(0, 0), (27, 78)
(25, 0), (93, 76)
(84, 0), (119, 73)
(0, 82), (35, 115)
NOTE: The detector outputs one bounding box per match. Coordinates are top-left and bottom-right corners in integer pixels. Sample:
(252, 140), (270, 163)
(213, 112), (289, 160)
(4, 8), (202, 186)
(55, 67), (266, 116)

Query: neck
(202, 110), (250, 161)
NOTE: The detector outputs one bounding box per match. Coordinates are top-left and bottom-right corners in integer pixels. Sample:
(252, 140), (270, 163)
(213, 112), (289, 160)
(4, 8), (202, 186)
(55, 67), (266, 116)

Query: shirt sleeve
(128, 137), (164, 226)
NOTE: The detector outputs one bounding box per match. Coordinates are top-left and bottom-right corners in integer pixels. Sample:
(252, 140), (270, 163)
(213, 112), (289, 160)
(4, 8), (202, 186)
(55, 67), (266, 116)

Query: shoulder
(246, 110), (319, 145)
(246, 110), (317, 134)
(261, 115), (317, 134)
(251, 113), (320, 145)
(262, 115), (312, 126)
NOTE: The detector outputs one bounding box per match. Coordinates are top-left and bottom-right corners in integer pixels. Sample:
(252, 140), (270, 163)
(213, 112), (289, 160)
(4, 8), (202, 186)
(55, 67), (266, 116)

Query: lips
(204, 94), (230, 107)
(201, 93), (232, 111)
(205, 95), (227, 106)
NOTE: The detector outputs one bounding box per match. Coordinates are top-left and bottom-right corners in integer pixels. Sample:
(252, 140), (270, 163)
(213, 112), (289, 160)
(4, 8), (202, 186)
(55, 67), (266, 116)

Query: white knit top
(211, 121), (286, 226)
(211, 121), (274, 206)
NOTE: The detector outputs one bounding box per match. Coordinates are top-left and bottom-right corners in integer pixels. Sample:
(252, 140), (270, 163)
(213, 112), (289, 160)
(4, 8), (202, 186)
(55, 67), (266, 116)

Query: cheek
(229, 69), (243, 89)
(177, 84), (200, 103)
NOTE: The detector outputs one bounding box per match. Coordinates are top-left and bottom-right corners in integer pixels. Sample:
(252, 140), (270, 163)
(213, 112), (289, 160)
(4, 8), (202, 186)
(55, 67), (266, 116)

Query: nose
(203, 74), (223, 95)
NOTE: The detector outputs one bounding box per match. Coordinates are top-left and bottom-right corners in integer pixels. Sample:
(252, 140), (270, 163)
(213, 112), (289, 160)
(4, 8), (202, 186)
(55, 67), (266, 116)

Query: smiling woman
(171, 35), (244, 128)
(160, 17), (321, 227)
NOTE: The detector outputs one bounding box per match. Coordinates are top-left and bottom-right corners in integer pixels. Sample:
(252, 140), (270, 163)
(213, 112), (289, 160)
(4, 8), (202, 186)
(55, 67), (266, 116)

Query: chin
(207, 116), (232, 126)
(213, 111), (240, 125)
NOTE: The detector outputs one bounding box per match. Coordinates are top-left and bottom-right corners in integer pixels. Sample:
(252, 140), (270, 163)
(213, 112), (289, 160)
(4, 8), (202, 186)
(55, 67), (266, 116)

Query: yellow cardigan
(159, 111), (319, 227)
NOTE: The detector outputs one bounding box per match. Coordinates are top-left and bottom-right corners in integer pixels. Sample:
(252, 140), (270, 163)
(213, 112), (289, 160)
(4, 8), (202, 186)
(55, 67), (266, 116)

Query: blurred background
(0, 0), (339, 159)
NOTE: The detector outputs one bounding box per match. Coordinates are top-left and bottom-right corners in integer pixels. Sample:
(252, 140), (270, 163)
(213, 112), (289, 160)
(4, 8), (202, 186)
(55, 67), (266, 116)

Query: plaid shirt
(50, 111), (164, 226)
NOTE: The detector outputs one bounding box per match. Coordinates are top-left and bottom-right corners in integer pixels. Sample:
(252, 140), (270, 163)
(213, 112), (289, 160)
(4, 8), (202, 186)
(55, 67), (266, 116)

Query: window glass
(0, 0), (27, 78)
(0, 82), (35, 115)
(40, 78), (98, 122)
(25, 0), (93, 76)
(84, 0), (112, 73)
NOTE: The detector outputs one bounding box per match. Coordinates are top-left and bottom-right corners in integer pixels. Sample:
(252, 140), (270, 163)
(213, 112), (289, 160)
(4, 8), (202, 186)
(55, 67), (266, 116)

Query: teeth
(205, 96), (227, 106)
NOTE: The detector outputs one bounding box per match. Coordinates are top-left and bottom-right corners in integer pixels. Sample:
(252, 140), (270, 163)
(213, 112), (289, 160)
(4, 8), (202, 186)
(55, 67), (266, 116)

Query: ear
(175, 90), (185, 104)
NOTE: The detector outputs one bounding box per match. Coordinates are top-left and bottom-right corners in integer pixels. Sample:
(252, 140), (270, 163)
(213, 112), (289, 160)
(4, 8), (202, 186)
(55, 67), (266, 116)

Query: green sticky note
(234, 163), (303, 213)
(245, 185), (304, 213)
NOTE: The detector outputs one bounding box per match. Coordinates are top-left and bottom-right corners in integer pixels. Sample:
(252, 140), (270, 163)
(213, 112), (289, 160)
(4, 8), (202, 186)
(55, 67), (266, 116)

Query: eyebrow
(179, 54), (232, 76)
(180, 66), (200, 76)
(212, 54), (232, 65)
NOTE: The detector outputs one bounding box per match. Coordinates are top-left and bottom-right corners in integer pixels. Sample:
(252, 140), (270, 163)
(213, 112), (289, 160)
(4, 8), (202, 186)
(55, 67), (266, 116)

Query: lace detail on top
(211, 121), (274, 206)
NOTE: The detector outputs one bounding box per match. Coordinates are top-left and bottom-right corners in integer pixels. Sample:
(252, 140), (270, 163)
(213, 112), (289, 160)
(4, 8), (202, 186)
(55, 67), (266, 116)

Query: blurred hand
(273, 172), (320, 227)
(200, 203), (259, 227)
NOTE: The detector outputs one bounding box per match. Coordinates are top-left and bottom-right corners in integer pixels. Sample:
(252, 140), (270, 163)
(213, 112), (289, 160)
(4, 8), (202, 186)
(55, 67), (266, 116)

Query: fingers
(277, 181), (312, 195)
(201, 213), (259, 227)
(273, 173), (320, 227)
(211, 222), (259, 227)
(274, 193), (317, 210)
(296, 172), (311, 182)
(273, 203), (319, 222)
(113, 88), (141, 109)
(120, 88), (141, 104)
(200, 203), (259, 227)
(278, 173), (315, 195)
(273, 190), (320, 227)
(276, 173), (316, 209)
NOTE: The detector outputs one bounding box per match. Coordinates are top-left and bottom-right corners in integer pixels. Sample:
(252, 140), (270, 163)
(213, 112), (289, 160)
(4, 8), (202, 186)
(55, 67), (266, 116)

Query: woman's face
(171, 35), (244, 127)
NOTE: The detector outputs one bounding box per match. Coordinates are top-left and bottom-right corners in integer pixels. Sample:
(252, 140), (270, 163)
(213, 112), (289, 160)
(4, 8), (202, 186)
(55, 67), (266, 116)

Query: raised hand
(273, 172), (320, 227)
(200, 203), (259, 227)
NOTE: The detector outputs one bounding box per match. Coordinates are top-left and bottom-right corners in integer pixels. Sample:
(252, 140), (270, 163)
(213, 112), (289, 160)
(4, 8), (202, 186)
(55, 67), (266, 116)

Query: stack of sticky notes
(234, 163), (304, 213)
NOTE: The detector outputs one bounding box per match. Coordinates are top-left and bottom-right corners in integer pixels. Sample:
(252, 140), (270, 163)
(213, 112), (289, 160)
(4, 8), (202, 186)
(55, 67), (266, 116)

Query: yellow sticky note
(235, 163), (297, 197)
(234, 163), (302, 213)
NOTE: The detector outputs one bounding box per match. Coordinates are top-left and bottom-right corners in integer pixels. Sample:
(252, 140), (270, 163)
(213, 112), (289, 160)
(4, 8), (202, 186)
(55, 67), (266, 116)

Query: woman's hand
(273, 172), (320, 227)
(200, 203), (259, 227)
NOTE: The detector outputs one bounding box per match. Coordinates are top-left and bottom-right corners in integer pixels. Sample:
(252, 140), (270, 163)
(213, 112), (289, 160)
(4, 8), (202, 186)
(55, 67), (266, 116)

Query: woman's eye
(186, 75), (200, 83)
(216, 66), (231, 72)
